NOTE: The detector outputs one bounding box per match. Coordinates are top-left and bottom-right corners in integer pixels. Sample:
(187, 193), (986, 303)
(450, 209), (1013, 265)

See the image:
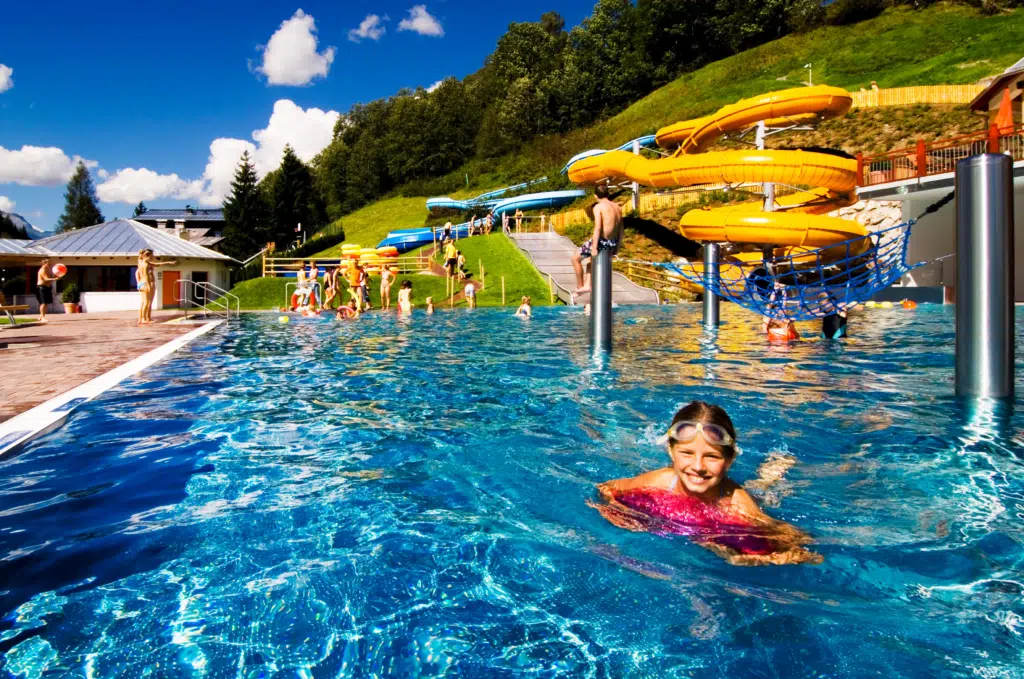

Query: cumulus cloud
(398, 5), (443, 37)
(0, 65), (12, 94)
(0, 145), (97, 187)
(96, 100), (340, 207)
(426, 79), (444, 93)
(96, 168), (204, 204)
(255, 10), (335, 86)
(0, 196), (14, 212)
(349, 14), (387, 42)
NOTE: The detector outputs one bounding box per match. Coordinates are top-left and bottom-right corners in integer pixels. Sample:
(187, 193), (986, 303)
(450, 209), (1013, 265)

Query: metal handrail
(241, 245), (271, 266)
(174, 279), (239, 319)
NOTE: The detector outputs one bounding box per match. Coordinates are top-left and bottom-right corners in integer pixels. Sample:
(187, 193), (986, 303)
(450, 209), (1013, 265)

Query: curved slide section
(426, 178), (550, 213)
(566, 86), (866, 253)
(378, 189), (586, 252)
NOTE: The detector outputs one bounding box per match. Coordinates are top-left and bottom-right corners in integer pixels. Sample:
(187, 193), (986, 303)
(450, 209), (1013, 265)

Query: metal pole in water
(591, 248), (613, 349)
(632, 139), (641, 213)
(955, 153), (1015, 399)
(702, 242), (720, 327)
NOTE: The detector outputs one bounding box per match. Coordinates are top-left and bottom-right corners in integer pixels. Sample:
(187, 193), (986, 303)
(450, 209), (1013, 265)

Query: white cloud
(0, 196), (14, 212)
(96, 100), (340, 207)
(96, 168), (204, 204)
(349, 14), (388, 42)
(398, 5), (443, 37)
(426, 79), (444, 93)
(0, 145), (98, 187)
(29, 210), (43, 219)
(0, 65), (12, 94)
(255, 10), (335, 86)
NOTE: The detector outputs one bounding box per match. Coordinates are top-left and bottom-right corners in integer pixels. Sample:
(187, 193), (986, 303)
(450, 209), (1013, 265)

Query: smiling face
(669, 436), (733, 499)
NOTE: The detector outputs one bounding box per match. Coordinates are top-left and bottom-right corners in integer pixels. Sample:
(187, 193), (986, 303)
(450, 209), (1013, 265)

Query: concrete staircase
(508, 232), (659, 305)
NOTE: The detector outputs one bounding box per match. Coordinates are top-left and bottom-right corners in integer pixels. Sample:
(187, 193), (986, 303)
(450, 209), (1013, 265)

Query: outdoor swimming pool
(1, 306), (1022, 678)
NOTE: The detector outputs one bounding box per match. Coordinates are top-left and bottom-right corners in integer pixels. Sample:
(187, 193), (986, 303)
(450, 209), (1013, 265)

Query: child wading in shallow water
(596, 401), (822, 566)
(397, 280), (413, 314)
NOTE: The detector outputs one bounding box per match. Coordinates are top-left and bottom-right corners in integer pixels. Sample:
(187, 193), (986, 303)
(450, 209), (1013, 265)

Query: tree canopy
(56, 162), (104, 233)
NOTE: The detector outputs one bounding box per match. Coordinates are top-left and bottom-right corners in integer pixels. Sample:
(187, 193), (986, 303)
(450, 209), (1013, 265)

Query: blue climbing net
(665, 222), (923, 321)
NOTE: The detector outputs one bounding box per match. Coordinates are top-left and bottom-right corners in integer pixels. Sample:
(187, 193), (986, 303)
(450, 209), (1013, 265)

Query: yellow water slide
(567, 86), (867, 254)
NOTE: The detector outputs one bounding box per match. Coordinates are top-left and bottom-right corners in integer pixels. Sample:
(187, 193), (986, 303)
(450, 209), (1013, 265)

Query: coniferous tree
(272, 145), (318, 247)
(221, 151), (269, 259)
(56, 162), (104, 232)
(133, 201), (147, 217)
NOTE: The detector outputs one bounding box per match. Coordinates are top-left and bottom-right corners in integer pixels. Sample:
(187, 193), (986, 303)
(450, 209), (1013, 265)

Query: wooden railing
(621, 262), (698, 300)
(850, 84), (983, 108)
(858, 124), (1022, 187)
(262, 254), (433, 277)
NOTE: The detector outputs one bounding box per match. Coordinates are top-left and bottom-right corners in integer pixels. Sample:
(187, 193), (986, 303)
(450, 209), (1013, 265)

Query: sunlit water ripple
(1, 305), (1022, 678)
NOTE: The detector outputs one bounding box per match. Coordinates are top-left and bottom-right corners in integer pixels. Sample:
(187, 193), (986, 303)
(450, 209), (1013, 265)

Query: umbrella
(994, 87), (1015, 134)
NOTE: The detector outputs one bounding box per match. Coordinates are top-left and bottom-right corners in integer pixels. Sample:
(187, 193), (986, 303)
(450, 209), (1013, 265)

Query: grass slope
(230, 234), (554, 310)
(313, 197), (429, 257)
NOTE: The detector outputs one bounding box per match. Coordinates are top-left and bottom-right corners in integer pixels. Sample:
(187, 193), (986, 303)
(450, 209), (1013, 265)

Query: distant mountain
(1, 212), (50, 239)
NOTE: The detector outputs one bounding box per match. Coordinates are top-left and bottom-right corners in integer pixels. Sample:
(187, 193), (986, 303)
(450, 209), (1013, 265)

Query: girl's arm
(597, 468), (674, 500)
(152, 260), (178, 268)
(729, 486), (813, 545)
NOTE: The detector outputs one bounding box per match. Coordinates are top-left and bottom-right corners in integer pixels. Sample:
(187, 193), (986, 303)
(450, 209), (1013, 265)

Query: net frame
(665, 222), (922, 321)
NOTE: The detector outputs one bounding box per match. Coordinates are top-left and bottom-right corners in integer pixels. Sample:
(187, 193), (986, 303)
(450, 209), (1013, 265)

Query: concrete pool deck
(0, 311), (202, 422)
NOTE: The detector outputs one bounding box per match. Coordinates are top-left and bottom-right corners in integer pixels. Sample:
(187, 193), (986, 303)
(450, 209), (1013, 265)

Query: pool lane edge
(0, 320), (225, 459)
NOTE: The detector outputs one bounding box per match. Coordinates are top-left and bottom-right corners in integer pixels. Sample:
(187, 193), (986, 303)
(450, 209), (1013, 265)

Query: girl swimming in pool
(596, 401), (822, 566)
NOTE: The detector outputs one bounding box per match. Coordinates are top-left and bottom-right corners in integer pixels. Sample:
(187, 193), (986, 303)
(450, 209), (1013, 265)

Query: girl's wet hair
(669, 400), (738, 459)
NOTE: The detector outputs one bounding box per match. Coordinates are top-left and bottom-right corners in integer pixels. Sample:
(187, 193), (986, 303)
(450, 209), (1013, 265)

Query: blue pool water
(2, 306), (1023, 678)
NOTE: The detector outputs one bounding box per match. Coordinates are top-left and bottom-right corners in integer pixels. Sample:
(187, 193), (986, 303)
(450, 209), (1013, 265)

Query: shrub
(826, 0), (888, 25)
(60, 283), (80, 304)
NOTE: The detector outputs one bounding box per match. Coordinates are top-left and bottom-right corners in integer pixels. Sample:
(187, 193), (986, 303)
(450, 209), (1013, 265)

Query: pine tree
(133, 201), (147, 217)
(272, 145), (317, 247)
(221, 151), (269, 259)
(56, 162), (104, 233)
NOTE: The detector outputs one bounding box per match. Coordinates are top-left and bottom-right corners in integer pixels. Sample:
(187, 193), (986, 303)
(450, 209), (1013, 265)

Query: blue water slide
(378, 189), (586, 252)
(425, 177), (550, 213)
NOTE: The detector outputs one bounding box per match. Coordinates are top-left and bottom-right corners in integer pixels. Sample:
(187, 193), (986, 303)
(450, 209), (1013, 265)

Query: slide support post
(702, 243), (720, 328)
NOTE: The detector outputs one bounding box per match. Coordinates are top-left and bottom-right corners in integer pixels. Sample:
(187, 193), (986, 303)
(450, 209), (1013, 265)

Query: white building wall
(902, 188), (1024, 302)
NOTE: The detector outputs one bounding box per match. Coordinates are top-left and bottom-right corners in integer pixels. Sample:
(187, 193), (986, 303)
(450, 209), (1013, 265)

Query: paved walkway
(0, 311), (197, 422)
(508, 232), (659, 305)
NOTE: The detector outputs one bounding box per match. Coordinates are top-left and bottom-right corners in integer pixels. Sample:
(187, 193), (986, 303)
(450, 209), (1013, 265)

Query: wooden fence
(850, 84), (983, 108)
(263, 254), (433, 277)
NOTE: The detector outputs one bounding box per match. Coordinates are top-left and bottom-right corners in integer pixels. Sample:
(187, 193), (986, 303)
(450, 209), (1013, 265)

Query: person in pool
(762, 314), (799, 343)
(597, 401), (822, 566)
(397, 280), (413, 314)
(514, 296), (532, 318)
(817, 292), (848, 339)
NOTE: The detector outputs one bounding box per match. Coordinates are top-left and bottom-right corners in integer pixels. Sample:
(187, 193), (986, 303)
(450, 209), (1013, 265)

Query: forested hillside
(220, 0), (1024, 258)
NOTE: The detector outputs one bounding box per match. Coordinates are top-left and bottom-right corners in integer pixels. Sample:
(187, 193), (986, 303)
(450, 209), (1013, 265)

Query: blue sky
(0, 0), (597, 231)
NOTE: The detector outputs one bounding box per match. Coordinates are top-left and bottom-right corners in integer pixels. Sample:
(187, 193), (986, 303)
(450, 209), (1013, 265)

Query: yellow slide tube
(567, 85), (866, 252)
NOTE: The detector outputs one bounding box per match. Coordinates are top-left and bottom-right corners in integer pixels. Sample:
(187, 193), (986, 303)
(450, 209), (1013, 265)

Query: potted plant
(61, 283), (81, 314)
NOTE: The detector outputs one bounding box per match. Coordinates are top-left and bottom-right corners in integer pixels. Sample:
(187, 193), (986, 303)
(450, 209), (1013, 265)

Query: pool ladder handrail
(175, 279), (240, 319)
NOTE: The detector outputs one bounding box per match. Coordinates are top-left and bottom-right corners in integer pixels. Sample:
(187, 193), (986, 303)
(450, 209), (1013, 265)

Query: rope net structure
(664, 222), (923, 321)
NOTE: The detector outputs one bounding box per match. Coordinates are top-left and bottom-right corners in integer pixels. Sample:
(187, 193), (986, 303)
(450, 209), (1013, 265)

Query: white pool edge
(0, 320), (225, 458)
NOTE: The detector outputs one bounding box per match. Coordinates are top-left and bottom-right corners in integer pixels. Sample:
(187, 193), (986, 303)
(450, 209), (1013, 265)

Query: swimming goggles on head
(657, 421), (734, 447)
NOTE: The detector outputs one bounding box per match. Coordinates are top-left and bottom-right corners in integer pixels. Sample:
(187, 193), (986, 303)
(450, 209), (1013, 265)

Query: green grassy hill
(229, 234), (553, 310)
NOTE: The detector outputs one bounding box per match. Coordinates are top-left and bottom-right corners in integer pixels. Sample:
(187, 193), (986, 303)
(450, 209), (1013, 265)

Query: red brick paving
(0, 311), (196, 422)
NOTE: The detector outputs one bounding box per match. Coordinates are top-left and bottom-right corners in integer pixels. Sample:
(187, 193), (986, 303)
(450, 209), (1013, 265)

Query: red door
(162, 271), (181, 308)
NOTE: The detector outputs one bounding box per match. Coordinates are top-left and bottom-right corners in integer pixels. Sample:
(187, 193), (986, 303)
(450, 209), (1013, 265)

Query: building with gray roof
(0, 219), (234, 314)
